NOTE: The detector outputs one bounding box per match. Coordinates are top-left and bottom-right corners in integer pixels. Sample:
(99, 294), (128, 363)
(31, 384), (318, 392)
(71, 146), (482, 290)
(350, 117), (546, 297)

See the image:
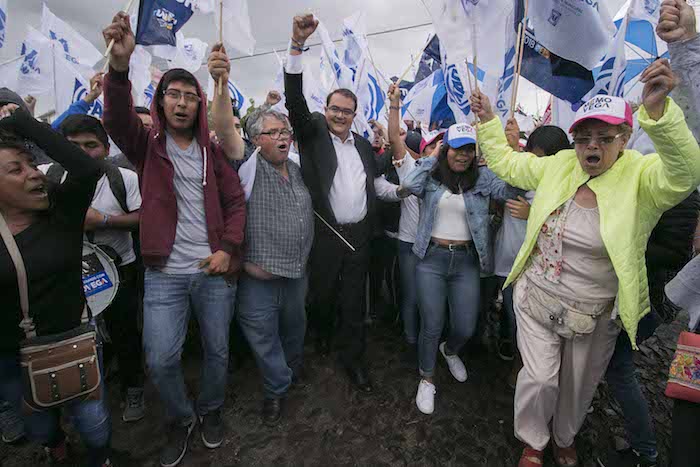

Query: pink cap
(569, 96), (633, 133)
(419, 130), (446, 154)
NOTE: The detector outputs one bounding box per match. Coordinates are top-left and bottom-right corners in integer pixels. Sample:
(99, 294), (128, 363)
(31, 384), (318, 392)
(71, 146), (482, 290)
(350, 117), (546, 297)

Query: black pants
(671, 392), (700, 467)
(309, 218), (371, 368)
(102, 262), (145, 393)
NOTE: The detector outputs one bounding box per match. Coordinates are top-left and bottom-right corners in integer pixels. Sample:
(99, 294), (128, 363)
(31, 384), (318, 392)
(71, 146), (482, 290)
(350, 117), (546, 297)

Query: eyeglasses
(327, 106), (355, 117)
(573, 133), (624, 147)
(260, 129), (293, 140)
(163, 89), (201, 104)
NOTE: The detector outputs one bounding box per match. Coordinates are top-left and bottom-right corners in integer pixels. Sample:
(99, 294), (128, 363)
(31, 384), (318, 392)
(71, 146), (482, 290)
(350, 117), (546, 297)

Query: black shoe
(315, 337), (331, 357)
(262, 398), (283, 426)
(160, 420), (194, 467)
(344, 364), (374, 393)
(199, 410), (224, 449)
(497, 339), (515, 361)
(291, 365), (307, 387)
(597, 447), (658, 467)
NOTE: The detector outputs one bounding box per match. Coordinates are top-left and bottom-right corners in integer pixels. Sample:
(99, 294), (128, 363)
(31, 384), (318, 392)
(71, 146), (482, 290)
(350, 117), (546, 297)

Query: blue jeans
(416, 244), (481, 378)
(236, 274), (307, 399)
(604, 311), (660, 458)
(143, 270), (236, 424)
(398, 240), (420, 345)
(0, 351), (111, 467)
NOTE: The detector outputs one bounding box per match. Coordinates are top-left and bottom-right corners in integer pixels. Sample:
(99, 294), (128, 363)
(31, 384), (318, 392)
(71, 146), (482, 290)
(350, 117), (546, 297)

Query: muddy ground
(0, 308), (687, 467)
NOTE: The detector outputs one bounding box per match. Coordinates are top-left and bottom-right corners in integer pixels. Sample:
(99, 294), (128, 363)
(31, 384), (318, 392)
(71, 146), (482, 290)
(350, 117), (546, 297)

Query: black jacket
(647, 190), (700, 273)
(284, 72), (378, 237)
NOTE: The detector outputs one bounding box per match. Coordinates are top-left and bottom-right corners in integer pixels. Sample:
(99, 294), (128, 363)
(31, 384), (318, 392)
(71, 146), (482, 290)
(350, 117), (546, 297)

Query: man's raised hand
(292, 14), (319, 46)
(208, 43), (231, 84)
(102, 12), (135, 72)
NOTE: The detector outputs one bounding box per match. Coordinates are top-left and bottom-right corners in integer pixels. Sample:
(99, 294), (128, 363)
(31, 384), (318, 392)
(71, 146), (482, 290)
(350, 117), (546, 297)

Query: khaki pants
(513, 287), (621, 451)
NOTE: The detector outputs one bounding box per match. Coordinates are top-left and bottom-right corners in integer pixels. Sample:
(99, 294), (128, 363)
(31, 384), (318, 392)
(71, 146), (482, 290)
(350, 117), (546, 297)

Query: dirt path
(0, 313), (686, 467)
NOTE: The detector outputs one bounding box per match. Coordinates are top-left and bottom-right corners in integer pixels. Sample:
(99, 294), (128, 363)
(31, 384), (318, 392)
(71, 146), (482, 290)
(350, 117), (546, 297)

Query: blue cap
(446, 123), (477, 148)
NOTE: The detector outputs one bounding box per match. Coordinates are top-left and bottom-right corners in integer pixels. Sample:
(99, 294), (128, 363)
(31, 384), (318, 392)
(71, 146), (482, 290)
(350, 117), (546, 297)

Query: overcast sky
(3, 0), (634, 117)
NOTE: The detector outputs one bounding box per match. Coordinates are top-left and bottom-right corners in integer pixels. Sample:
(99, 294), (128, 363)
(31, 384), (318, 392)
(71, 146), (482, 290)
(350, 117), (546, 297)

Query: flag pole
(218, 1), (224, 96)
(397, 36), (432, 84)
(471, 23), (480, 161)
(101, 0), (136, 74)
(510, 0), (529, 118)
(314, 211), (355, 252)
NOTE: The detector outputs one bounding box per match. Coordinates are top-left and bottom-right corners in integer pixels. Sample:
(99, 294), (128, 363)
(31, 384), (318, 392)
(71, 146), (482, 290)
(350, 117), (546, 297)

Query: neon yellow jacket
(478, 98), (700, 345)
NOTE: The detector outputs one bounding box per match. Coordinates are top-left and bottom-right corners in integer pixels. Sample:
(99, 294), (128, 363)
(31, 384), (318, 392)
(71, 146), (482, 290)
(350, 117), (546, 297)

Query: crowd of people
(0, 1), (699, 466)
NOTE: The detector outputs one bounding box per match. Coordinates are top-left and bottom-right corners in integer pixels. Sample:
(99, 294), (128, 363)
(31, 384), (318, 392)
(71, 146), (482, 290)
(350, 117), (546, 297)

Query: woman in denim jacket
(402, 123), (516, 415)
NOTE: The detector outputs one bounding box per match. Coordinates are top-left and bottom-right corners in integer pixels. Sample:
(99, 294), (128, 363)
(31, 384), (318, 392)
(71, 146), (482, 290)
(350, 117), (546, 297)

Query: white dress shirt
(328, 132), (368, 224)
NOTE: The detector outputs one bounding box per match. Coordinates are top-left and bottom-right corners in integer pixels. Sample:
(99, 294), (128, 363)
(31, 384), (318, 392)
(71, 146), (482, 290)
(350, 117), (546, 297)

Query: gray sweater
(669, 34), (700, 142)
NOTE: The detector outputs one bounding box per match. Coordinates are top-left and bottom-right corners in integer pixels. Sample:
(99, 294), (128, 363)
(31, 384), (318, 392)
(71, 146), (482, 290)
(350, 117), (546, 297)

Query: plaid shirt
(245, 156), (314, 278)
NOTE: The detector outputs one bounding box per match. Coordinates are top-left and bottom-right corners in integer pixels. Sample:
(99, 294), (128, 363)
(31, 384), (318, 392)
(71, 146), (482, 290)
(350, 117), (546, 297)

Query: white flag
(425, 0), (513, 78)
(0, 56), (21, 92)
(402, 69), (444, 127)
(172, 32), (208, 73)
(41, 4), (103, 68)
(211, 0), (255, 56)
(316, 19), (354, 90)
(54, 51), (104, 119)
(206, 75), (251, 116)
(129, 46), (153, 107)
(0, 0), (8, 50)
(529, 0), (616, 70)
(17, 27), (54, 97)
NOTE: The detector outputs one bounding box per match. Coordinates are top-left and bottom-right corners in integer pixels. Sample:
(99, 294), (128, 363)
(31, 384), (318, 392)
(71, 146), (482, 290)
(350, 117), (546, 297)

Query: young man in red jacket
(102, 13), (245, 467)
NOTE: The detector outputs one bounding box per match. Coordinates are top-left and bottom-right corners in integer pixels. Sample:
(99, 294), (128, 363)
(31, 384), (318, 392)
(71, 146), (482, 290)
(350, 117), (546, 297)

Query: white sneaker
(440, 342), (468, 382)
(415, 379), (436, 414)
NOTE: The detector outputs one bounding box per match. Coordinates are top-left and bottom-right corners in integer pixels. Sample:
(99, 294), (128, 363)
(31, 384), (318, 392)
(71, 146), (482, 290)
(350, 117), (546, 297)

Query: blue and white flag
(0, 0), (8, 50)
(135, 0), (195, 47)
(54, 50), (104, 118)
(0, 56), (22, 92)
(341, 12), (387, 132)
(316, 18), (354, 90)
(17, 27), (54, 97)
(528, 0), (616, 70)
(206, 75), (251, 116)
(401, 68), (449, 127)
(143, 82), (156, 108)
(41, 4), (102, 68)
(415, 35), (442, 83)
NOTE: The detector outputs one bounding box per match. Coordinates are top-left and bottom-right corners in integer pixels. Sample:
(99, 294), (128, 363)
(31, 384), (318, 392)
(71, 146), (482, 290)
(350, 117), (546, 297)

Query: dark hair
(134, 106), (151, 116)
(431, 143), (479, 194)
(326, 89), (358, 111)
(160, 68), (199, 93)
(525, 125), (570, 156)
(230, 99), (241, 119)
(59, 114), (109, 148)
(0, 140), (32, 158)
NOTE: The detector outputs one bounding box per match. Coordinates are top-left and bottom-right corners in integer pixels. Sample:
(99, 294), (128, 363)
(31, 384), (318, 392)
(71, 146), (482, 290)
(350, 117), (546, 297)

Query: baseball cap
(446, 123), (477, 149)
(569, 95), (633, 133)
(419, 130), (446, 154)
(404, 131), (423, 154)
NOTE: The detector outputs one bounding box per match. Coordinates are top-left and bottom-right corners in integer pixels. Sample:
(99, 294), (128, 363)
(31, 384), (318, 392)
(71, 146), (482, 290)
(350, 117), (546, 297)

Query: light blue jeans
(143, 269), (236, 424)
(398, 240), (420, 345)
(416, 244), (481, 378)
(236, 274), (307, 398)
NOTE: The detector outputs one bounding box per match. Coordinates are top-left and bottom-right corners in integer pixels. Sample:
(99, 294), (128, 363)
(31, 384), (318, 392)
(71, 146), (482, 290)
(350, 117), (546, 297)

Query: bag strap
(0, 212), (36, 339)
(103, 164), (130, 214)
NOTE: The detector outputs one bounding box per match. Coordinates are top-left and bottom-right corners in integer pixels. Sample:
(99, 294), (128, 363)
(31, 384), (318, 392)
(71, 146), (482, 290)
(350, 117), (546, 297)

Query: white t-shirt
(395, 152), (421, 244)
(39, 163), (142, 266)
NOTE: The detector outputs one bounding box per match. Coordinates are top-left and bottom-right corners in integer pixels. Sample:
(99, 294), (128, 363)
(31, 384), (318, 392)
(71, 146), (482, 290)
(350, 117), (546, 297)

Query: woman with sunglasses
(471, 59), (700, 467)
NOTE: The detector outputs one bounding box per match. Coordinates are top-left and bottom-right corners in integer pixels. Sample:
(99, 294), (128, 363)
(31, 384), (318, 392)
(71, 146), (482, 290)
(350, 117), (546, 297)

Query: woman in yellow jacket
(471, 60), (700, 467)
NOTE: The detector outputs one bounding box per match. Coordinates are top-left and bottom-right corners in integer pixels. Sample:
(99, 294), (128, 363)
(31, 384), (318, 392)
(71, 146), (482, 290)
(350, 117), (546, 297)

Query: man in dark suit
(284, 13), (384, 393)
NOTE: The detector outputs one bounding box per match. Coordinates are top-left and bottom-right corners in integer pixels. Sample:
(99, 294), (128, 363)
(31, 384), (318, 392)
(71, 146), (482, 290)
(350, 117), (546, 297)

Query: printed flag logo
(72, 79), (103, 118)
(548, 10), (562, 27)
(154, 8), (178, 30)
(444, 64), (471, 116)
(20, 48), (40, 75)
(0, 8), (6, 49)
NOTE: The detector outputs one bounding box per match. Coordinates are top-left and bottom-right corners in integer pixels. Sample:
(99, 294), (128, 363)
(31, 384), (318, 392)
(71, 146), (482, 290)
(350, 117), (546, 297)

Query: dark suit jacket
(284, 71), (378, 232)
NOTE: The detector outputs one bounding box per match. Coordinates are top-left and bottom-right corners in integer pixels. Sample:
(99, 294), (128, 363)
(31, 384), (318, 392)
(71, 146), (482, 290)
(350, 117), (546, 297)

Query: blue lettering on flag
(20, 46), (40, 75)
(0, 7), (6, 49)
(82, 272), (113, 297)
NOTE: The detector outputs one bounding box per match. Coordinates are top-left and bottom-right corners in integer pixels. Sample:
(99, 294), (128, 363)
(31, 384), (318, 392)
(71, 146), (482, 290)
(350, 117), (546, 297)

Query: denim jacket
(403, 157), (517, 274)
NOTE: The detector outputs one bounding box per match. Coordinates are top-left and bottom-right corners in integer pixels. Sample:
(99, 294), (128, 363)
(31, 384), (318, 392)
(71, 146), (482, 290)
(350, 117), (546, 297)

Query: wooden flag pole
(397, 37), (432, 84)
(218, 1), (224, 96)
(101, 0), (136, 74)
(510, 0), (529, 118)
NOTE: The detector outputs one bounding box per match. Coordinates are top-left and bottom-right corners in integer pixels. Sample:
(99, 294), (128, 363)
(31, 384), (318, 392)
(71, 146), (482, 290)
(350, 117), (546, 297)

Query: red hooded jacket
(102, 68), (246, 276)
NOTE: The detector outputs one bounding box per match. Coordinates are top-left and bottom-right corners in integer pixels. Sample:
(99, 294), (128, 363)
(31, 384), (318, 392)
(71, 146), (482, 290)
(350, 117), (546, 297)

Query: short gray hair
(246, 109), (290, 140)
